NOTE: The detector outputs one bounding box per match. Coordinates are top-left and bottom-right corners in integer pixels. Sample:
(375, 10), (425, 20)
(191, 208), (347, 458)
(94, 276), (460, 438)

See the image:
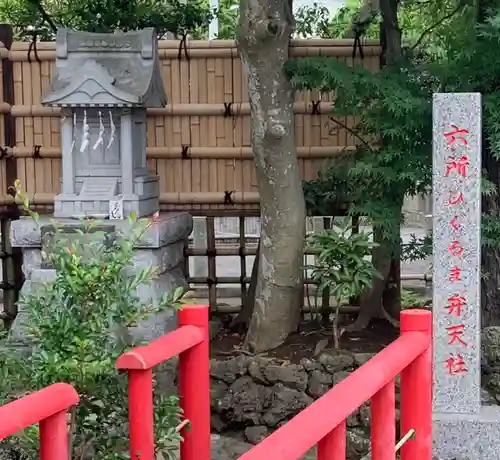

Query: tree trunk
(230, 238), (260, 333)
(346, 225), (393, 331)
(477, 0), (500, 327)
(345, 0), (403, 331)
(383, 258), (401, 317)
(480, 85), (500, 327)
(481, 196), (500, 327)
(379, 0), (402, 64)
(236, 0), (306, 352)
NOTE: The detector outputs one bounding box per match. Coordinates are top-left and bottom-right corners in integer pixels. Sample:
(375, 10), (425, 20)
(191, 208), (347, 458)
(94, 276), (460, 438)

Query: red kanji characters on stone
(447, 192), (464, 206)
(445, 354), (468, 375)
(450, 216), (460, 231)
(446, 324), (468, 347)
(448, 240), (464, 257)
(446, 192), (464, 206)
(449, 267), (462, 282)
(444, 125), (469, 147)
(447, 295), (467, 316)
(445, 155), (470, 178)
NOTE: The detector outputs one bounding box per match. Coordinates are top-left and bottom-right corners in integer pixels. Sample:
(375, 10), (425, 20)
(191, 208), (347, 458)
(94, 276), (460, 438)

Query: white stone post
(61, 110), (75, 194)
(120, 111), (134, 195)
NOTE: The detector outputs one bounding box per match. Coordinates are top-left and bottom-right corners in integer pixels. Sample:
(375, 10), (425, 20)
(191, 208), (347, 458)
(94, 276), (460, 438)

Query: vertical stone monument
(10, 28), (193, 345)
(433, 93), (500, 459)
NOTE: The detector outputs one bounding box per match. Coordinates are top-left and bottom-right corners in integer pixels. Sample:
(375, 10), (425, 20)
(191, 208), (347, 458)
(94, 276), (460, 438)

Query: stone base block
(434, 407), (500, 459)
(9, 212), (193, 348)
(54, 193), (159, 219)
(11, 213), (192, 249)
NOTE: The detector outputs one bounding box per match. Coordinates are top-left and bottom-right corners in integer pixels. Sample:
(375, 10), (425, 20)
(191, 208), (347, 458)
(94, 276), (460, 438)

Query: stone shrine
(42, 28), (166, 219)
(10, 29), (193, 346)
(432, 93), (500, 459)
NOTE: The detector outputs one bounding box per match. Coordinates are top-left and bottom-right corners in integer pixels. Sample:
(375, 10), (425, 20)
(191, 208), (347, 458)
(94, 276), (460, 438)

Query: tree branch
(328, 117), (374, 152)
(27, 0), (58, 32)
(410, 2), (464, 51)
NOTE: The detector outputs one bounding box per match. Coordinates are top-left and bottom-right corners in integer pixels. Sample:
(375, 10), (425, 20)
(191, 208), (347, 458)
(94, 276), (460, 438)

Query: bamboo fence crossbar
(0, 101), (338, 116)
(4, 145), (354, 159)
(0, 39), (381, 61)
(0, 192), (261, 205)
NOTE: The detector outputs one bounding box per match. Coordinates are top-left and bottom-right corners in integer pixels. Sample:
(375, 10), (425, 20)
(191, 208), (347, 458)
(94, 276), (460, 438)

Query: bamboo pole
(7, 39), (381, 61)
(5, 145), (354, 159)
(0, 191), (261, 205)
(9, 38), (381, 51)
(7, 101), (340, 117)
(210, 304), (362, 314)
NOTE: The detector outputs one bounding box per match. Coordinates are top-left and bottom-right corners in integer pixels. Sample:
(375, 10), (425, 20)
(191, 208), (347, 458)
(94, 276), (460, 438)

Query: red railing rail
(238, 309), (432, 460)
(116, 304), (210, 460)
(0, 382), (80, 460)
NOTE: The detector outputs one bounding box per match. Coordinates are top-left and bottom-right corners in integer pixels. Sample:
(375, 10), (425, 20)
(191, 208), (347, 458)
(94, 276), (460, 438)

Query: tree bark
(345, 0), (403, 331)
(230, 238), (260, 332)
(477, 0), (500, 327)
(481, 196), (500, 327)
(379, 0), (402, 63)
(480, 83), (500, 327)
(236, 0), (306, 352)
(346, 225), (393, 331)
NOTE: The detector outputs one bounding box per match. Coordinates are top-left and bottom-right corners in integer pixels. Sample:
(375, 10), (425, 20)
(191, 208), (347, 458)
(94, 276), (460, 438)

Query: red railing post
(371, 380), (396, 460)
(128, 368), (154, 460)
(178, 304), (210, 460)
(39, 410), (69, 460)
(400, 309), (432, 460)
(317, 420), (346, 460)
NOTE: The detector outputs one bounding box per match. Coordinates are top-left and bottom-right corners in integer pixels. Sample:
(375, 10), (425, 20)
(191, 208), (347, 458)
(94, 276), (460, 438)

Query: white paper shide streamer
(71, 113), (77, 153)
(80, 110), (90, 153)
(106, 111), (116, 150)
(93, 111), (105, 150)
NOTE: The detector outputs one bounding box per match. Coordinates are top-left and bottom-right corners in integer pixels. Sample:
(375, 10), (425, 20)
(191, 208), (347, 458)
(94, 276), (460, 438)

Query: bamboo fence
(0, 38), (381, 214)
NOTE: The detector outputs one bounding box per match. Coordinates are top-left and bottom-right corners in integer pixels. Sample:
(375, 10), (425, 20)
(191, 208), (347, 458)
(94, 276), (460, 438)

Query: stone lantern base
(9, 212), (193, 347)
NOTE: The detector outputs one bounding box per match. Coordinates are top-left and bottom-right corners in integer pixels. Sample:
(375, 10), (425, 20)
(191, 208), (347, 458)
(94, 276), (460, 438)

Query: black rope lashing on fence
(7, 184), (16, 197)
(0, 281), (15, 291)
(238, 247), (245, 258)
(0, 206), (20, 220)
(32, 145), (42, 159)
(27, 32), (41, 64)
(224, 190), (235, 205)
(206, 249), (217, 257)
(311, 101), (321, 116)
(223, 102), (233, 118)
(0, 147), (8, 160)
(178, 34), (190, 61)
(0, 309), (16, 320)
(352, 32), (365, 60)
(206, 277), (216, 286)
(181, 145), (190, 159)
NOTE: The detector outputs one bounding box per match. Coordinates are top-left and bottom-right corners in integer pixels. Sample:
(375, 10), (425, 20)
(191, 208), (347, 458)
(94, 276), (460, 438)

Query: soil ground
(211, 316), (399, 363)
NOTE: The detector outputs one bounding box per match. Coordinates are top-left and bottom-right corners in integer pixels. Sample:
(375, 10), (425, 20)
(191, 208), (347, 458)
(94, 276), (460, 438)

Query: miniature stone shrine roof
(41, 28), (167, 108)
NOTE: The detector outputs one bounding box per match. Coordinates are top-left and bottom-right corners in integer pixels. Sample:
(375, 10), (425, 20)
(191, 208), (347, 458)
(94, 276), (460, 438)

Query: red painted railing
(0, 383), (80, 460)
(238, 309), (432, 460)
(116, 304), (210, 460)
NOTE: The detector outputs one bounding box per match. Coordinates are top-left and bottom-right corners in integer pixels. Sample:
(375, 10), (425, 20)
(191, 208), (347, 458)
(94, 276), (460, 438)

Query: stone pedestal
(10, 213), (192, 346)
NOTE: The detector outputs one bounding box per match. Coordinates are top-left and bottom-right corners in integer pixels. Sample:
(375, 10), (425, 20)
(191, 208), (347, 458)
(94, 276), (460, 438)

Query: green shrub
(0, 182), (185, 459)
(401, 288), (431, 309)
(307, 218), (381, 348)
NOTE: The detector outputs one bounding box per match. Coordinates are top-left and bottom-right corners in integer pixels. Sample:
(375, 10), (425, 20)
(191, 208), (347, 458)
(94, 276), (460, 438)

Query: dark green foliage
(289, 3), (500, 268)
(0, 0), (213, 39)
(287, 57), (434, 252)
